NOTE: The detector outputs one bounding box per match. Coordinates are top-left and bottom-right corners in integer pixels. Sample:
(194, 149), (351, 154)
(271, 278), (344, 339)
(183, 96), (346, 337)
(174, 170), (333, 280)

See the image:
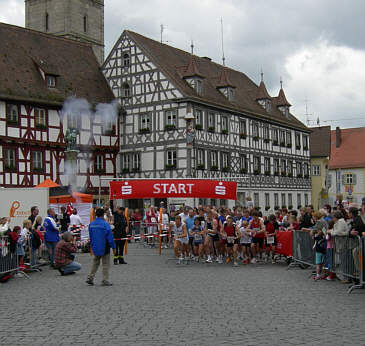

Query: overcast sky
(2, 0), (365, 128)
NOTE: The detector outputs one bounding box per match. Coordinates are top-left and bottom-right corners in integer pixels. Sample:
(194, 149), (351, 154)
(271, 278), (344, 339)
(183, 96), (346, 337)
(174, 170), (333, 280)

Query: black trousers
(115, 239), (126, 257)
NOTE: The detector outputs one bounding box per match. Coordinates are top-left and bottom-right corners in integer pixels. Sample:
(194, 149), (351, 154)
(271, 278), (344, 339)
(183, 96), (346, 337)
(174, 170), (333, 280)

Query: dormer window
(228, 88), (235, 101)
(6, 104), (19, 125)
(196, 79), (203, 95)
(46, 75), (56, 88)
(265, 99), (271, 112)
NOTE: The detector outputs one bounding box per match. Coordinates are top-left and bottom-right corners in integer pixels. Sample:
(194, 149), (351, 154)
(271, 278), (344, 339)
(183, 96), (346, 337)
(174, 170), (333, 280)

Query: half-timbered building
(0, 23), (118, 199)
(102, 30), (311, 210)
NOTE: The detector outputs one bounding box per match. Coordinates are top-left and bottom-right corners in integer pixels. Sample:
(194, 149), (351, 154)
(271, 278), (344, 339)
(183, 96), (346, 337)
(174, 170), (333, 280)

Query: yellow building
(310, 126), (331, 210)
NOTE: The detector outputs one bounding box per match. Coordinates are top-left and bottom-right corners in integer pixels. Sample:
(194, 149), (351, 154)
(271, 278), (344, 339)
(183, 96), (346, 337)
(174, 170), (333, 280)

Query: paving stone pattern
(1, 244), (364, 346)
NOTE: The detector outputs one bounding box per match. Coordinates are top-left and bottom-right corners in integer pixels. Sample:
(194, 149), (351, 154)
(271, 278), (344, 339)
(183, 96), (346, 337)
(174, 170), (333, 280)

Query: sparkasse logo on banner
(109, 179), (237, 200)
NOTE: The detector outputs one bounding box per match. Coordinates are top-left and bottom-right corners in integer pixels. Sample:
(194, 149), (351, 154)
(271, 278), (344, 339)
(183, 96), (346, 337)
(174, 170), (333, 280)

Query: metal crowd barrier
(288, 230), (315, 269)
(0, 236), (28, 278)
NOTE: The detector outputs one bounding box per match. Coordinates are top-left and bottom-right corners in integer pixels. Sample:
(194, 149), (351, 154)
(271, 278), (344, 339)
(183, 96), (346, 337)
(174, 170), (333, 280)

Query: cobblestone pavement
(1, 243), (364, 346)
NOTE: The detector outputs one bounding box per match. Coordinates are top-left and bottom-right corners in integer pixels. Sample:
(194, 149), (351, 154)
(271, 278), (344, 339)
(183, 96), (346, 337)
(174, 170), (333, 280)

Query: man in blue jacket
(86, 208), (116, 286)
(43, 208), (60, 267)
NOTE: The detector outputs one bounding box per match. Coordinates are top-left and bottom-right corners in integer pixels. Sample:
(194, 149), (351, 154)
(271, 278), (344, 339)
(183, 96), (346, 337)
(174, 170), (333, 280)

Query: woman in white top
(69, 209), (82, 227)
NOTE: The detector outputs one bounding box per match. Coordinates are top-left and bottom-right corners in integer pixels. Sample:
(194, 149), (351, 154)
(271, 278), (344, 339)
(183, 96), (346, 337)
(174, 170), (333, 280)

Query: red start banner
(109, 179), (237, 200)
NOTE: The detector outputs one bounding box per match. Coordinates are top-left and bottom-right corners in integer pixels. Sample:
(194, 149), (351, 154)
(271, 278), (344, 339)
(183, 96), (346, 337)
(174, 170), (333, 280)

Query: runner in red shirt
(249, 210), (265, 263)
(265, 214), (279, 263)
(221, 216), (241, 266)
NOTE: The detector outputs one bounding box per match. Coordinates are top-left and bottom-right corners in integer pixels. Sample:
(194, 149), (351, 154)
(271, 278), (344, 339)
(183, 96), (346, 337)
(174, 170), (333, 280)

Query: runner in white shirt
(158, 208), (170, 249)
(169, 215), (188, 264)
(69, 209), (82, 227)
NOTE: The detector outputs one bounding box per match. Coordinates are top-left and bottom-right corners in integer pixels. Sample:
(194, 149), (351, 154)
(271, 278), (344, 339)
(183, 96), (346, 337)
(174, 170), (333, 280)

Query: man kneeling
(54, 232), (82, 276)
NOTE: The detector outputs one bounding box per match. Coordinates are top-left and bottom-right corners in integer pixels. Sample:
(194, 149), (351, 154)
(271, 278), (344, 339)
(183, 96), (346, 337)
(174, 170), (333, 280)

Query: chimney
(336, 126), (341, 148)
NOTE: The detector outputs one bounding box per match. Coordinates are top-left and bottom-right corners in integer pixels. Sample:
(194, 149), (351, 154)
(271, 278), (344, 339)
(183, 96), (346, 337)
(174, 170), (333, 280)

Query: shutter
(353, 174), (357, 185)
(341, 174), (345, 185)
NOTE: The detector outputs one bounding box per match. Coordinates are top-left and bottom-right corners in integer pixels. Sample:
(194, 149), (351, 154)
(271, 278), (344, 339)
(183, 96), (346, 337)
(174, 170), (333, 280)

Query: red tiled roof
(0, 22), (114, 106)
(255, 81), (270, 100)
(123, 30), (308, 131)
(310, 126), (331, 157)
(328, 127), (365, 169)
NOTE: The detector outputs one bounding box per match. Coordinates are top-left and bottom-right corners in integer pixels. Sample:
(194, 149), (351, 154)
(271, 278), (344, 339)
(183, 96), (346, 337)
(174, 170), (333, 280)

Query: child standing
(313, 227), (327, 280)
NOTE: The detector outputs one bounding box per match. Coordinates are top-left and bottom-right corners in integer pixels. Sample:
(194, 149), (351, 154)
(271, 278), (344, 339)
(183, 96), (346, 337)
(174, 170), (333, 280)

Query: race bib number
(266, 236), (275, 244)
(151, 217), (157, 223)
(194, 233), (202, 241)
(227, 236), (235, 244)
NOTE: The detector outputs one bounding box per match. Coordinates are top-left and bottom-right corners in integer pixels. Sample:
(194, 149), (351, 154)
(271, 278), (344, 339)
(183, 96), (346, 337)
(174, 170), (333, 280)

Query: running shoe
(218, 257), (223, 264)
(206, 257), (212, 263)
(242, 259), (248, 264)
(233, 261), (238, 267)
(251, 258), (257, 264)
(226, 257), (231, 264)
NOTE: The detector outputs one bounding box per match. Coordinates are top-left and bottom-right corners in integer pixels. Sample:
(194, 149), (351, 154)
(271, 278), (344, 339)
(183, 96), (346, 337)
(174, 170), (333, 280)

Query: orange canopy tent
(34, 180), (93, 204)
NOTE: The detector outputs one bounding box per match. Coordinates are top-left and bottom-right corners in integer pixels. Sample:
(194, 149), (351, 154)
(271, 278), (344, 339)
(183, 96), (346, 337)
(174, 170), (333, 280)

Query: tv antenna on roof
(160, 24), (169, 44)
(220, 18), (226, 66)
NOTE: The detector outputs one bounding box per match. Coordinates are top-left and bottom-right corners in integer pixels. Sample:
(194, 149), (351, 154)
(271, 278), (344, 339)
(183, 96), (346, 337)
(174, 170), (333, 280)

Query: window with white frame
(121, 154), (130, 171)
(304, 193), (309, 206)
(4, 148), (16, 170)
(240, 154), (248, 172)
(123, 53), (130, 67)
(286, 131), (292, 146)
(253, 156), (260, 173)
(288, 161), (293, 176)
(46, 75), (56, 88)
(6, 104), (18, 123)
(295, 133), (301, 148)
(265, 193), (270, 207)
(264, 157), (270, 174)
(303, 135), (309, 149)
(303, 163), (309, 177)
(132, 153), (140, 171)
(165, 110), (177, 127)
(95, 154), (104, 172)
(32, 151), (43, 170)
(280, 130), (286, 146)
(281, 159), (287, 174)
(210, 151), (218, 169)
(103, 118), (114, 135)
(297, 193), (302, 207)
(297, 162), (302, 176)
(272, 128), (278, 144)
(166, 150), (177, 167)
(34, 108), (46, 127)
(281, 193), (286, 207)
(197, 149), (205, 167)
(312, 165), (320, 176)
(208, 112), (215, 130)
(344, 173), (354, 185)
(195, 109), (203, 127)
(196, 79), (203, 94)
(263, 126), (269, 140)
(252, 122), (259, 138)
(288, 193), (293, 208)
(254, 193), (259, 207)
(221, 115), (228, 132)
(274, 193), (279, 207)
(122, 83), (131, 97)
(274, 158), (279, 174)
(240, 120), (247, 135)
(221, 152), (229, 169)
(140, 113), (152, 131)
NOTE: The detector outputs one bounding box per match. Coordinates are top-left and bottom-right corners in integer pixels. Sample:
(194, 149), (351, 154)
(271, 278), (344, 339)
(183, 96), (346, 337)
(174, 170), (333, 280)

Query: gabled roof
(216, 68), (236, 88)
(274, 88), (291, 107)
(329, 127), (365, 169)
(123, 30), (308, 131)
(181, 56), (204, 79)
(310, 126), (331, 157)
(255, 81), (270, 100)
(0, 22), (114, 106)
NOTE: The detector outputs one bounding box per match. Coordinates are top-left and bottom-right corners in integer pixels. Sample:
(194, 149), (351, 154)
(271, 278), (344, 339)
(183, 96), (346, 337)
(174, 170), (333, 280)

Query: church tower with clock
(25, 0), (105, 65)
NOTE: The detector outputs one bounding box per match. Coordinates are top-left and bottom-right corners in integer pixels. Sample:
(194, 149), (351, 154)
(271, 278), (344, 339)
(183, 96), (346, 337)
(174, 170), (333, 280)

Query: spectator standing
(132, 209), (142, 241)
(54, 232), (82, 276)
(86, 208), (116, 286)
(59, 206), (70, 233)
(69, 209), (82, 228)
(28, 206), (39, 225)
(112, 207), (128, 265)
(43, 208), (60, 268)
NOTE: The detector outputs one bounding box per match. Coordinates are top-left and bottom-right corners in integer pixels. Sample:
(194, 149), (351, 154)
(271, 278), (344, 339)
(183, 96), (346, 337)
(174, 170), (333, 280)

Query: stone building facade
(25, 0), (104, 65)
